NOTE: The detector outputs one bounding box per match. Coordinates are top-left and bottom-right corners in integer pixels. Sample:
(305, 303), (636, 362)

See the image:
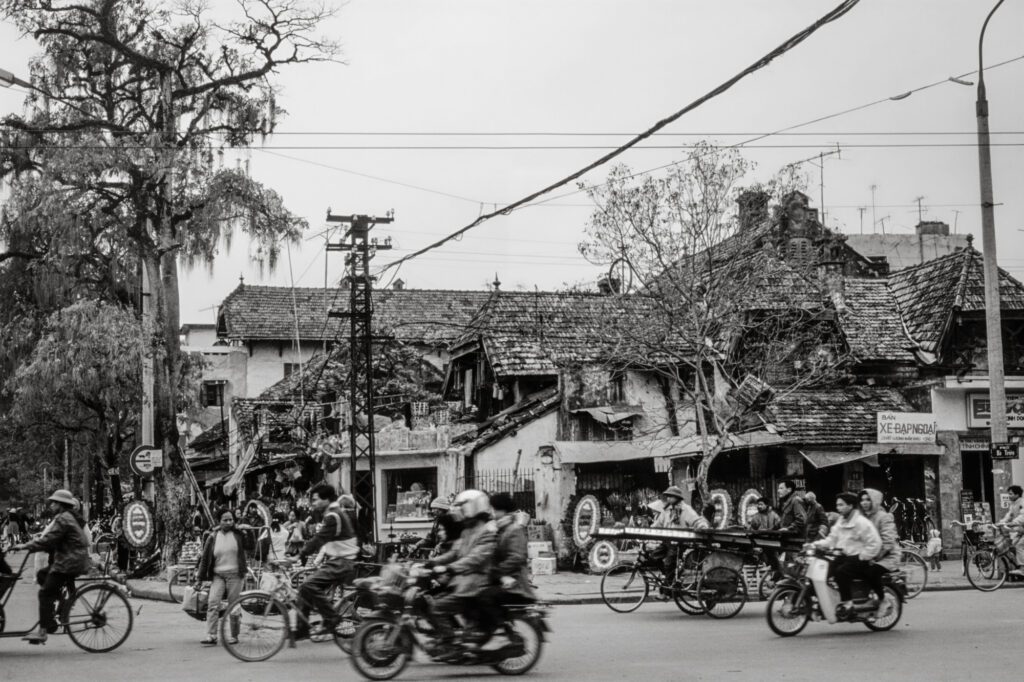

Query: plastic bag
(182, 584), (209, 620)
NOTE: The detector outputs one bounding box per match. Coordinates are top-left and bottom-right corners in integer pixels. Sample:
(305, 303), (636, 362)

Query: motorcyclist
(10, 489), (92, 644)
(858, 489), (900, 573)
(999, 485), (1023, 524)
(479, 492), (536, 635)
(652, 486), (709, 583)
(293, 484), (359, 640)
(412, 497), (452, 556)
(426, 489), (497, 660)
(811, 492), (886, 617)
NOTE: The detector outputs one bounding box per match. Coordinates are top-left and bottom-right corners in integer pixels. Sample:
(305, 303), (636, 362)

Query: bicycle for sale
(0, 550), (133, 652)
(955, 522), (1023, 591)
(895, 540), (928, 599)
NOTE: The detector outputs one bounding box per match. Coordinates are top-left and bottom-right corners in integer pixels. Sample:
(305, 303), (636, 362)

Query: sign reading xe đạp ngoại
(877, 411), (937, 444)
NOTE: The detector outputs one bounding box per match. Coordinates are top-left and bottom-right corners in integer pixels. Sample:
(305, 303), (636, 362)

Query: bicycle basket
(993, 533), (1012, 555)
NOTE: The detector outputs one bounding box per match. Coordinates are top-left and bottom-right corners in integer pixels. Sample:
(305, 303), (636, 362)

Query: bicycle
(955, 522), (1023, 591)
(895, 540), (928, 599)
(0, 550), (133, 652)
(221, 558), (377, 662)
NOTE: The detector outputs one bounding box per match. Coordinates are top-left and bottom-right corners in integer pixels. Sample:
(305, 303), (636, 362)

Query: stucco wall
(246, 341), (313, 397)
(474, 412), (557, 472)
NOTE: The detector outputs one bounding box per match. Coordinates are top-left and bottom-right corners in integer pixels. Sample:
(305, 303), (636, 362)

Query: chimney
(737, 189), (770, 231)
(597, 275), (621, 295)
(392, 278), (405, 290)
(916, 220), (950, 236)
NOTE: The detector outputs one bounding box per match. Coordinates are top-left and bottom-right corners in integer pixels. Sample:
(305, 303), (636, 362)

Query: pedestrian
(803, 492), (830, 541)
(195, 508), (247, 646)
(285, 509), (307, 556)
(925, 529), (942, 571)
(776, 480), (807, 537)
(267, 513), (290, 561)
(748, 498), (781, 531)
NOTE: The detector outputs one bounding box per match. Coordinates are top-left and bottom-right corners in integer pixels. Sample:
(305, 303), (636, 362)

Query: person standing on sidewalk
(195, 508), (248, 646)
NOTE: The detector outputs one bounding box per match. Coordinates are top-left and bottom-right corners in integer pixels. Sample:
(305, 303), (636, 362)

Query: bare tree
(579, 143), (851, 501)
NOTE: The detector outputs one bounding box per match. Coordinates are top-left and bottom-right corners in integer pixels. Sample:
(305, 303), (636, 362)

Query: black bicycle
(0, 551), (133, 652)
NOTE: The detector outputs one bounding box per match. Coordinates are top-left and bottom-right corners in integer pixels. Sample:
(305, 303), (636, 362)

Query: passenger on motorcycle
(652, 486), (709, 581)
(858, 489), (900, 572)
(479, 492), (536, 633)
(412, 497), (452, 556)
(294, 484), (359, 640)
(425, 489), (498, 659)
(811, 492), (887, 618)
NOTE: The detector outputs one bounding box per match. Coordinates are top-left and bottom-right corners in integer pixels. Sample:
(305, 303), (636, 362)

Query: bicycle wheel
(757, 570), (778, 601)
(333, 590), (376, 654)
(672, 560), (706, 615)
(765, 584), (809, 637)
(600, 564), (648, 613)
(221, 592), (289, 662)
(898, 550), (927, 599)
(166, 567), (187, 603)
(64, 583), (134, 653)
(965, 550), (1008, 592)
(697, 566), (747, 619)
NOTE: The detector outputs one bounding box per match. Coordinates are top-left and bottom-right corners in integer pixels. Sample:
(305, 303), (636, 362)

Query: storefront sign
(966, 392), (1024, 429)
(877, 412), (937, 444)
(1000, 493), (1012, 510)
(129, 445), (162, 477)
(960, 438), (989, 452)
(123, 500), (155, 548)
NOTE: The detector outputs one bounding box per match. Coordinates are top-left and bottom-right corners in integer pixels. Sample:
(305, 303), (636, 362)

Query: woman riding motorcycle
(811, 492), (887, 619)
(858, 489), (900, 572)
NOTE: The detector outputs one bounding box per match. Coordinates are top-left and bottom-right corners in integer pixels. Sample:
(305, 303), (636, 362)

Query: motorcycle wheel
(864, 586), (902, 632)
(491, 616), (544, 676)
(350, 621), (413, 681)
(333, 591), (375, 655)
(765, 585), (810, 637)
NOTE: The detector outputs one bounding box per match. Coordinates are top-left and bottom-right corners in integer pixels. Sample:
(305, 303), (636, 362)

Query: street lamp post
(974, 0), (1016, 495)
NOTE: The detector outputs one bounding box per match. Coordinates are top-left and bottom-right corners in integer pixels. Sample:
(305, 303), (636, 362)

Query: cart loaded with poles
(592, 526), (805, 618)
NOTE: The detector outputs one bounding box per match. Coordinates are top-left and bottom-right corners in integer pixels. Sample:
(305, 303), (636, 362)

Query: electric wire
(375, 0), (864, 275)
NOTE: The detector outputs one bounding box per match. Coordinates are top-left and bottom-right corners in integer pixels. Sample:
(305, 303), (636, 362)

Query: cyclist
(652, 486), (708, 584)
(294, 484), (359, 640)
(11, 489), (91, 644)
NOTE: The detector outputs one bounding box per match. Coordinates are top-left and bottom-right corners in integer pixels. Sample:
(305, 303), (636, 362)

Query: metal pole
(975, 0), (1013, 491)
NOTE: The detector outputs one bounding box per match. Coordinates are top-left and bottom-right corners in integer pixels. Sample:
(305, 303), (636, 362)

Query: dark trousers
(38, 568), (76, 633)
(477, 586), (533, 633)
(831, 555), (885, 601)
(297, 557), (353, 627)
(432, 593), (477, 641)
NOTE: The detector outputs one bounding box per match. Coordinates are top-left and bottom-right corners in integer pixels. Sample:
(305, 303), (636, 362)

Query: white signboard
(967, 393), (1024, 429)
(877, 411), (937, 444)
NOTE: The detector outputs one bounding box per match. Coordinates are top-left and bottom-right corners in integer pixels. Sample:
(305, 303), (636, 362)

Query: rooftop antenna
(953, 209), (962, 234)
(870, 185), (878, 234)
(914, 196), (926, 224)
(857, 207), (866, 235)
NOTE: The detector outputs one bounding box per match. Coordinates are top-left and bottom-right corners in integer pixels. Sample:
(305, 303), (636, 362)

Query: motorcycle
(765, 546), (906, 637)
(349, 563), (549, 680)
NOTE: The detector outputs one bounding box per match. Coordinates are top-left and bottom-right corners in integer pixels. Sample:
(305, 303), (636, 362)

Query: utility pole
(870, 185), (878, 234)
(914, 196), (925, 224)
(953, 209), (962, 234)
(327, 211), (394, 542)
(857, 207), (866, 235)
(974, 0), (1014, 488)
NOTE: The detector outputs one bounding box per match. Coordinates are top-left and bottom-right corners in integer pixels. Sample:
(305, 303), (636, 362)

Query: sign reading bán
(877, 411), (937, 444)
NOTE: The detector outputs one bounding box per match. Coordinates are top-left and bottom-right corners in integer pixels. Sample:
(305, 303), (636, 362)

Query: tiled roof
(187, 420), (227, 452)
(769, 387), (913, 445)
(452, 291), (684, 377)
(845, 233), (970, 271)
(839, 278), (915, 362)
(888, 248), (1024, 353)
(217, 285), (491, 344)
(452, 387), (560, 453)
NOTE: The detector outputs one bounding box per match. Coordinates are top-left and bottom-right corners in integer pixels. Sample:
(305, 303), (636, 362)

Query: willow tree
(579, 143), (850, 502)
(0, 0), (337, 552)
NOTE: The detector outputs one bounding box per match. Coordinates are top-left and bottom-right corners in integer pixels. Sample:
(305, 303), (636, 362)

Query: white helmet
(452, 489), (491, 520)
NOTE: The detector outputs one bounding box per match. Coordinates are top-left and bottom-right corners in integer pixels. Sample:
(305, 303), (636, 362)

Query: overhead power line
(375, 0), (863, 275)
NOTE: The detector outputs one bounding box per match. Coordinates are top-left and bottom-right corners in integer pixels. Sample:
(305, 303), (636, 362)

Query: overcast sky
(3, 0), (1023, 325)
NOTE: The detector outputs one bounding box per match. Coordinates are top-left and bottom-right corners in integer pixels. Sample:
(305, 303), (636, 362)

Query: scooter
(765, 546), (906, 637)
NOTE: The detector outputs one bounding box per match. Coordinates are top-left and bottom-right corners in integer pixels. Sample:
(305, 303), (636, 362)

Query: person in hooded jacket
(803, 492), (830, 541)
(11, 490), (92, 644)
(858, 489), (901, 572)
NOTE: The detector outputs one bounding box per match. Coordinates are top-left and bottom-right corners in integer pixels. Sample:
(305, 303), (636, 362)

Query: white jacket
(814, 510), (882, 562)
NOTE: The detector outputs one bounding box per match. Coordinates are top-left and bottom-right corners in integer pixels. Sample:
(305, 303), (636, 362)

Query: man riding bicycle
(10, 489), (92, 644)
(294, 484), (359, 640)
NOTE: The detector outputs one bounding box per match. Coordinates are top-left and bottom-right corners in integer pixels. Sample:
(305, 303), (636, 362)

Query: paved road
(0, 582), (1019, 681)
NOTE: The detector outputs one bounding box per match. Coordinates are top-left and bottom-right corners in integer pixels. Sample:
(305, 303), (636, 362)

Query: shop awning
(800, 450), (879, 469)
(224, 441), (259, 494)
(571, 406), (645, 424)
(860, 443), (946, 456)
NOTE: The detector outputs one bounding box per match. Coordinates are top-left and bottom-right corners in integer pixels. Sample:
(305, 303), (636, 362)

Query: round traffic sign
(129, 445), (161, 478)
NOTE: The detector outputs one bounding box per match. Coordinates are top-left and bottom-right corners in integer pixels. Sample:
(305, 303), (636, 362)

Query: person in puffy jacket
(12, 489), (92, 644)
(858, 489), (900, 571)
(812, 492), (886, 617)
